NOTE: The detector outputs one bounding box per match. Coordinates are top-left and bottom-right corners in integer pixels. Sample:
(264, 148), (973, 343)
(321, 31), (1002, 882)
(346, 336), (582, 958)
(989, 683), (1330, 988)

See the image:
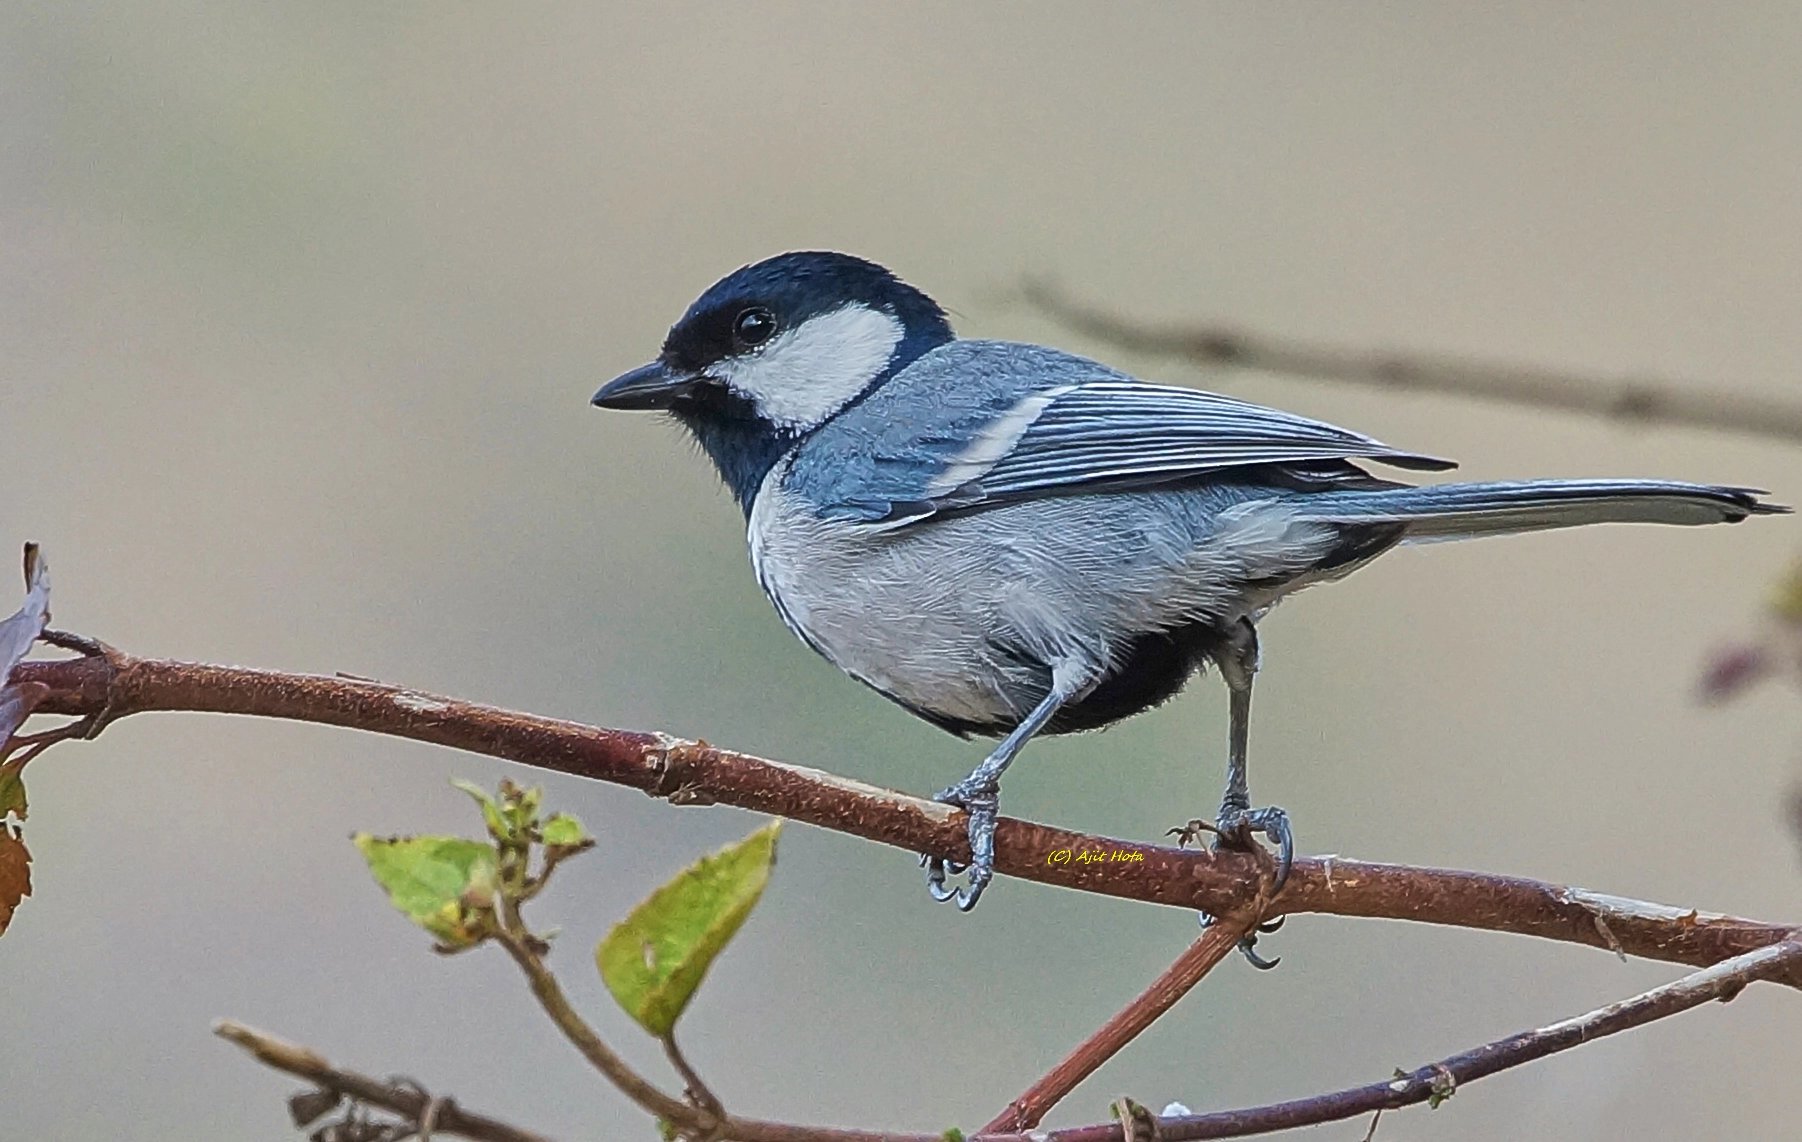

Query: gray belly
(746, 470), (1342, 733)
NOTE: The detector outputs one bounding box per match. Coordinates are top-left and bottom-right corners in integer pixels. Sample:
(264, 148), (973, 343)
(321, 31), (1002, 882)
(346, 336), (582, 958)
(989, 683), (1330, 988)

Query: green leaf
(354, 833), (497, 946)
(596, 820), (781, 1037)
(541, 813), (588, 847)
(450, 778), (508, 839)
(0, 759), (27, 820)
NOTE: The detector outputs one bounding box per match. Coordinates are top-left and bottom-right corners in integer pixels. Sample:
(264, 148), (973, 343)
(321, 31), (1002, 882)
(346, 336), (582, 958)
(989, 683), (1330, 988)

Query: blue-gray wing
(786, 340), (1453, 525)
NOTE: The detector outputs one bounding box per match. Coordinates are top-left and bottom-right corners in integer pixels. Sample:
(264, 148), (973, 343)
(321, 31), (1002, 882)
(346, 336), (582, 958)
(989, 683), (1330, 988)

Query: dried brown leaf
(0, 830), (32, 937)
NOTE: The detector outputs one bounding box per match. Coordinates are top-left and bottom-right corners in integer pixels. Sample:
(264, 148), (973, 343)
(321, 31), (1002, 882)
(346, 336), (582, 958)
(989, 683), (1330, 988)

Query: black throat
(666, 386), (801, 517)
(669, 329), (954, 518)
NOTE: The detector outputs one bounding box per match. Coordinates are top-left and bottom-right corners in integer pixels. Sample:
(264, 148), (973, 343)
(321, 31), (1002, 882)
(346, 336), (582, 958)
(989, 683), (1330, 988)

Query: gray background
(2, 4), (1800, 1139)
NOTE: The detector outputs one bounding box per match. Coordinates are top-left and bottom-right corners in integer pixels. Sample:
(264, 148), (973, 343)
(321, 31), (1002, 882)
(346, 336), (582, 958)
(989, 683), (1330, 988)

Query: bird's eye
(733, 307), (776, 347)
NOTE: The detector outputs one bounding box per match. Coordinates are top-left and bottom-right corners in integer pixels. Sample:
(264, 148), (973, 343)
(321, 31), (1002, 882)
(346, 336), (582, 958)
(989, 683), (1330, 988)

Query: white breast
(747, 463), (1346, 730)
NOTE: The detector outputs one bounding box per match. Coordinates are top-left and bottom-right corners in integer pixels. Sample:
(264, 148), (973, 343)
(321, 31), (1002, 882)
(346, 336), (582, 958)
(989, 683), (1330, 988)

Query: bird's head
(593, 252), (954, 510)
(595, 251), (953, 428)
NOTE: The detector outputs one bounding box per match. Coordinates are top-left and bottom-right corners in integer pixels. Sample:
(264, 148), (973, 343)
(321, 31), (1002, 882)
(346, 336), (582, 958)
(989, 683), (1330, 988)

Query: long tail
(1291, 479), (1788, 541)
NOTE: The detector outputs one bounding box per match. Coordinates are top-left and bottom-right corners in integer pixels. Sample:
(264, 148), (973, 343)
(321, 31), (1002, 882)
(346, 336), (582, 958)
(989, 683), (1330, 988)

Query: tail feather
(1290, 479), (1788, 541)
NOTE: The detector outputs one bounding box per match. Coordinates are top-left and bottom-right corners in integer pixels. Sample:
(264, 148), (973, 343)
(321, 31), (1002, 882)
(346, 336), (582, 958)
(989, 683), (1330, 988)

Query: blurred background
(2, 3), (1800, 1139)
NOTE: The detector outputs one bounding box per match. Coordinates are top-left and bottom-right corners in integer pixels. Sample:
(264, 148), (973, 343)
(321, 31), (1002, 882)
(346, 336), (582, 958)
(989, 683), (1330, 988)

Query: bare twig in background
(18, 648), (1802, 987)
(1021, 280), (1802, 445)
(1788, 785), (1802, 866)
(985, 917), (1259, 1132)
(214, 1020), (555, 1142)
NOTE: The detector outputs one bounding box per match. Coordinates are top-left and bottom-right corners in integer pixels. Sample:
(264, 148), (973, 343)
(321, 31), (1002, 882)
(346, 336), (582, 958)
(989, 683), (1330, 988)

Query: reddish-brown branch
(23, 640), (1782, 1142)
(985, 916), (1259, 1133)
(220, 939), (1802, 1142)
(1027, 939), (1802, 1142)
(17, 648), (1800, 989)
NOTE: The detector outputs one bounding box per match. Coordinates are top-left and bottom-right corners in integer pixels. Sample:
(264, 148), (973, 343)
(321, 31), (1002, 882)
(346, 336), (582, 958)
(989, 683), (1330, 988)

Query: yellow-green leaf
(597, 820), (781, 1037)
(542, 813), (588, 847)
(0, 759), (27, 821)
(450, 778), (508, 839)
(354, 833), (496, 946)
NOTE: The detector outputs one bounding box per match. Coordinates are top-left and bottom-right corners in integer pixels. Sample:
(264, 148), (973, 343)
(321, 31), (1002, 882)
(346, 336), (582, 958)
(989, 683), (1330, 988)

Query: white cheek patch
(712, 303), (904, 429)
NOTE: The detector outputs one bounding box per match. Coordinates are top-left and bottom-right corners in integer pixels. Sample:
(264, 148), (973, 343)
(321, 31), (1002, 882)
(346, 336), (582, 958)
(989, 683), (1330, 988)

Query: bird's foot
(1212, 803), (1294, 896)
(1174, 804), (1293, 968)
(1168, 804), (1293, 893)
(921, 780), (998, 911)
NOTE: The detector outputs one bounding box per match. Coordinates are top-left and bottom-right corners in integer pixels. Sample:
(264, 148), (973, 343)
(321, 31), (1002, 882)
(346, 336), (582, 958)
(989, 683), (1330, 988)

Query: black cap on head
(659, 251), (952, 376)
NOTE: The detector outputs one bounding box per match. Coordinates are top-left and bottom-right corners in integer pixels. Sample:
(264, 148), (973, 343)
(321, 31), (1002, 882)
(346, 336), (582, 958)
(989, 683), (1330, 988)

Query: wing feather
(785, 340), (1453, 526)
(942, 379), (1452, 507)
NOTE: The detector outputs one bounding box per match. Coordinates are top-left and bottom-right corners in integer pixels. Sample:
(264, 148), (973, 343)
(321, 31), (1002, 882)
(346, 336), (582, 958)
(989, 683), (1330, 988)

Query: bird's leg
(1209, 618), (1291, 882)
(1186, 618), (1293, 966)
(924, 661), (1087, 912)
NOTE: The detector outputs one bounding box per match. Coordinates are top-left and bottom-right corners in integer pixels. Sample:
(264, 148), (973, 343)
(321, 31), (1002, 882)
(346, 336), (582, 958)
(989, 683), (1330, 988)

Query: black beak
(591, 362), (698, 410)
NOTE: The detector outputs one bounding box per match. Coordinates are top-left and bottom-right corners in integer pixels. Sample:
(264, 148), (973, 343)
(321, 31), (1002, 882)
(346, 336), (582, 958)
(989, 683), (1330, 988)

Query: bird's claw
(1236, 932), (1283, 970)
(1167, 817), (1219, 848)
(1199, 910), (1287, 969)
(1191, 802), (1293, 969)
(921, 782), (998, 911)
(1212, 804), (1294, 896)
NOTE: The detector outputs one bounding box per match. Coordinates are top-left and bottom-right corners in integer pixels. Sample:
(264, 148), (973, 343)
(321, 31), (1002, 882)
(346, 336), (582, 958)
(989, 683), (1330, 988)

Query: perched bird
(593, 251), (1784, 924)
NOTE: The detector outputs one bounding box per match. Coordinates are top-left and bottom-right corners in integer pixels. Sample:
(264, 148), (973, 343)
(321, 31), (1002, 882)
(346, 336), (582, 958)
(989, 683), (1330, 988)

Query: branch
(215, 933), (1802, 1142)
(985, 916), (1258, 1133)
(1031, 937), (1802, 1142)
(18, 648), (1801, 987)
(1021, 280), (1802, 445)
(19, 644), (1798, 1142)
(491, 920), (702, 1130)
(214, 1019), (556, 1142)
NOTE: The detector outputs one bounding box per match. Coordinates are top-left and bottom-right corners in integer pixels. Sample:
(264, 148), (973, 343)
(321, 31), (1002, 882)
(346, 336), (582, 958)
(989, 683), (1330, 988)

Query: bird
(592, 250), (1786, 927)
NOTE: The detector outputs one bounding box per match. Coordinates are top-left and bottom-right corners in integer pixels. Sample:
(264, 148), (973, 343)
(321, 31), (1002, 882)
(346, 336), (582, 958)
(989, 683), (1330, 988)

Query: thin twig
(489, 897), (704, 1132)
(665, 1033), (727, 1123)
(26, 649), (1799, 1142)
(213, 929), (1800, 1142)
(1357, 1109), (1383, 1142)
(985, 916), (1259, 1132)
(16, 649), (1802, 987)
(1026, 938), (1802, 1142)
(213, 1020), (555, 1142)
(1021, 280), (1802, 445)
